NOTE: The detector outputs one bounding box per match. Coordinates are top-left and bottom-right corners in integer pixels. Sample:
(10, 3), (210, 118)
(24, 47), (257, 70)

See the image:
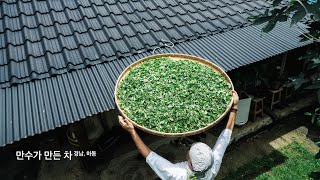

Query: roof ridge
(0, 25), (242, 87)
(0, 0), (132, 6)
(0, 0), (217, 19)
(0, 0), (32, 5)
(0, 5), (198, 34)
(0, 9), (218, 35)
(0, 4), (258, 49)
(0, 0), (265, 34)
(0, 20), (192, 49)
(0, 20), (231, 64)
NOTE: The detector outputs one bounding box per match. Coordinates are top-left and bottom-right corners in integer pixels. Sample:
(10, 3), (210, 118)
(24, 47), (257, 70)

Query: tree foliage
(251, 0), (320, 124)
(251, 0), (320, 34)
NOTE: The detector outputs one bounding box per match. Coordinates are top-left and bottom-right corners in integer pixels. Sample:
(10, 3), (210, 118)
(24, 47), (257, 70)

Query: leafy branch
(251, 0), (320, 126)
(250, 0), (320, 42)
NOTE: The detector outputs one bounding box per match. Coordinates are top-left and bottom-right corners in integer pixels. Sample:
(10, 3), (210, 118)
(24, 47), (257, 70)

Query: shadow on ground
(221, 150), (287, 180)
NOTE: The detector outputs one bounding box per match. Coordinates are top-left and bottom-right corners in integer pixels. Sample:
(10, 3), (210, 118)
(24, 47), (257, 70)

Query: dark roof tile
(40, 25), (58, 39)
(149, 10), (165, 19)
(36, 1), (50, 13)
(247, 10), (261, 16)
(180, 14), (197, 24)
(221, 6), (237, 15)
(3, 3), (18, 17)
(0, 34), (4, 47)
(124, 13), (140, 23)
(48, 1), (64, 11)
(191, 3), (207, 11)
(190, 23), (207, 35)
(98, 16), (116, 27)
(222, 0), (235, 6)
(161, 8), (176, 16)
(230, 4), (246, 13)
(62, 1), (78, 9)
(210, 1), (225, 8)
(167, 0), (179, 6)
(93, 6), (109, 16)
(255, 0), (271, 7)
(179, 26), (194, 37)
(154, 1), (167, 8)
(166, 28), (184, 40)
(119, 25), (136, 37)
(108, 4), (123, 15)
(130, 1), (145, 11)
(138, 11), (153, 21)
(170, 6), (187, 14)
(0, 49), (7, 64)
(51, 12), (68, 24)
(199, 9), (218, 21)
(125, 36), (144, 51)
(212, 19), (228, 30)
(67, 9), (83, 21)
(57, 24), (73, 36)
(223, 17), (240, 27)
(169, 16), (185, 26)
(145, 20), (161, 31)
(231, 14), (246, 23)
(139, 33), (158, 47)
(247, 1), (264, 9)
(157, 18), (174, 29)
(211, 8), (226, 18)
(0, 0), (269, 87)
(59, 36), (78, 50)
(118, 3), (135, 13)
(238, 12), (252, 19)
(143, 1), (157, 10)
(191, 12), (207, 21)
(238, 2), (255, 11)
(79, 0), (91, 7)
(183, 4), (197, 12)
(200, 21), (218, 32)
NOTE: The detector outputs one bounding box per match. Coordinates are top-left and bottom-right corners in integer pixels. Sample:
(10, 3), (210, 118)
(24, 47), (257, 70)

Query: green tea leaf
(117, 57), (232, 133)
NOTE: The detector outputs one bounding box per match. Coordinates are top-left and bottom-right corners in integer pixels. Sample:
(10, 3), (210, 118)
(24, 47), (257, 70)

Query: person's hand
(118, 116), (135, 134)
(232, 90), (239, 109)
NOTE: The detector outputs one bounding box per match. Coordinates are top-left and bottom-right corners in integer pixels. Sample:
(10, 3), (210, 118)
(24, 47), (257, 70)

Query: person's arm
(226, 110), (237, 130)
(130, 130), (151, 158)
(118, 116), (151, 158)
(226, 90), (239, 131)
(118, 116), (187, 180)
(211, 90), (239, 175)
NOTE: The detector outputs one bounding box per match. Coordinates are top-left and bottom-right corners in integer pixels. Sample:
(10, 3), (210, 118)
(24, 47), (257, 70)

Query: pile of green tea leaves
(117, 57), (231, 133)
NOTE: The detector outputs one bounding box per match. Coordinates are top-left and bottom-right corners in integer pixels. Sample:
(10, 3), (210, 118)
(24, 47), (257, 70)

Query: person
(118, 90), (239, 180)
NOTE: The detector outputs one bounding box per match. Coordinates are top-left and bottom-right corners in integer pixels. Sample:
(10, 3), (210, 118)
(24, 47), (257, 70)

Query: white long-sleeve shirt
(146, 129), (232, 180)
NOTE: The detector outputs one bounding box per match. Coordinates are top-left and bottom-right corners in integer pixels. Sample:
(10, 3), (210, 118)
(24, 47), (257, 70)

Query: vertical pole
(280, 52), (287, 76)
(74, 121), (91, 171)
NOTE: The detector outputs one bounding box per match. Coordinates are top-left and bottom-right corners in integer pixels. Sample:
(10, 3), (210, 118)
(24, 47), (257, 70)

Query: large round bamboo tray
(114, 54), (234, 137)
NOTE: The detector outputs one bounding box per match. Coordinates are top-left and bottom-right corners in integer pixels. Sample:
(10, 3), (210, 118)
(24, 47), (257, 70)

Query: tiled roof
(0, 0), (270, 88)
(0, 21), (312, 147)
(0, 0), (313, 147)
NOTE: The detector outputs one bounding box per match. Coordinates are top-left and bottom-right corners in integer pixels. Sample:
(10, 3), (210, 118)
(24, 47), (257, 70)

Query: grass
(224, 142), (320, 180)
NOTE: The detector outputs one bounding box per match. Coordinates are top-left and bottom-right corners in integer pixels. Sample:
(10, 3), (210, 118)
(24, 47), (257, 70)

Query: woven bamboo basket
(114, 54), (234, 137)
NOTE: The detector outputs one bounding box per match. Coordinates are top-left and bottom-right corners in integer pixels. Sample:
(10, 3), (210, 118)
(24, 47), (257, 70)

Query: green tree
(251, 0), (320, 126)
